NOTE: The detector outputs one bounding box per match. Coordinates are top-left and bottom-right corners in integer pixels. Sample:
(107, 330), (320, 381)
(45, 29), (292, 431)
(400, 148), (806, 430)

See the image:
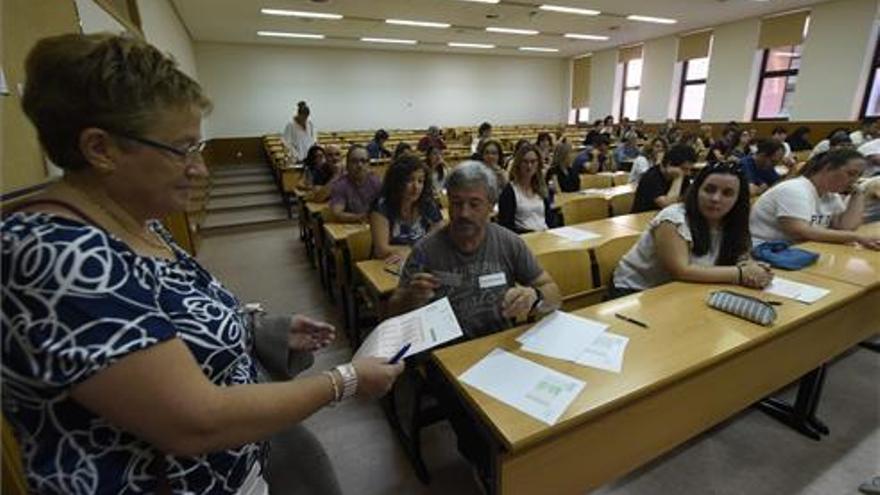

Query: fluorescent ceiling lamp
(564, 33), (609, 41)
(448, 42), (495, 48)
(257, 31), (325, 39)
(539, 5), (601, 16)
(458, 0), (500, 3)
(519, 46), (559, 52)
(386, 19), (451, 28)
(486, 27), (539, 35)
(260, 8), (343, 20)
(361, 37), (418, 44)
(626, 14), (677, 24)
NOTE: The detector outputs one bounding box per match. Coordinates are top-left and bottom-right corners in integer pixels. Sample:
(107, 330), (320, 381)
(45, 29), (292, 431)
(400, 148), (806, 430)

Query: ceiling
(172, 0), (831, 58)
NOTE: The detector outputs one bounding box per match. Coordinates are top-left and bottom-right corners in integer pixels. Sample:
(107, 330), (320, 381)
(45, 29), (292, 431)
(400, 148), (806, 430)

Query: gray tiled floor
(198, 223), (879, 495)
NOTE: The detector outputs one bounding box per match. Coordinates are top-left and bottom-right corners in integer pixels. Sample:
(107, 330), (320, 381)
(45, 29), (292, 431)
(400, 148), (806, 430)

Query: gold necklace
(67, 184), (173, 254)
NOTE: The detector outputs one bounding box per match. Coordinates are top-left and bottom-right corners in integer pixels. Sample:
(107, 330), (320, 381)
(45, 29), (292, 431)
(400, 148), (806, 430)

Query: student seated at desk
(546, 141), (581, 192)
(857, 139), (880, 223)
(787, 126), (813, 152)
(536, 131), (554, 168)
(809, 129), (852, 159)
(611, 163), (773, 298)
(729, 129), (751, 162)
(629, 137), (667, 185)
(328, 145), (381, 223)
(425, 145), (448, 192)
(300, 144), (342, 203)
(498, 144), (555, 234)
(366, 129), (392, 160)
(370, 154), (443, 262)
(750, 148), (880, 249)
(631, 144), (697, 213)
(393, 141), (412, 160)
(614, 131), (641, 168)
(470, 121), (492, 154)
(739, 139), (785, 196)
(573, 134), (613, 173)
(476, 138), (508, 189)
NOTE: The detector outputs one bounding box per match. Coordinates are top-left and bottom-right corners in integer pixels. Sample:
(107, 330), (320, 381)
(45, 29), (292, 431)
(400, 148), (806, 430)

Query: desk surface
(520, 217), (641, 254)
(799, 221), (880, 289)
(324, 222), (369, 245)
(432, 269), (863, 451)
(607, 211), (656, 232)
(357, 258), (406, 297)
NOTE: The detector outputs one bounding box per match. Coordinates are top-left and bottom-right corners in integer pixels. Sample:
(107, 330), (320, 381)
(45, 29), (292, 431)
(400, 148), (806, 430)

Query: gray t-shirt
(399, 223), (543, 338)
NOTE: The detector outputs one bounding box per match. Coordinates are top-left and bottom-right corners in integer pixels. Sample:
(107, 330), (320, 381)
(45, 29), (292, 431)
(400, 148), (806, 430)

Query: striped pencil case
(706, 290), (777, 326)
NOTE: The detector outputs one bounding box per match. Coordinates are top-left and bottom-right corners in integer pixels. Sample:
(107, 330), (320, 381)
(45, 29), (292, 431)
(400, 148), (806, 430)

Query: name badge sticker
(478, 272), (507, 289)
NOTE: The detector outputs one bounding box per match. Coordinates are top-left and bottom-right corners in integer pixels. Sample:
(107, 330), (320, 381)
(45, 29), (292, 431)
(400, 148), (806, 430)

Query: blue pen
(388, 343), (412, 364)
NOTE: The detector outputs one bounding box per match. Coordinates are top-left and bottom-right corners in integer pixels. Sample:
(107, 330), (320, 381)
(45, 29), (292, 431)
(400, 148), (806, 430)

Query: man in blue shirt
(739, 139), (784, 196)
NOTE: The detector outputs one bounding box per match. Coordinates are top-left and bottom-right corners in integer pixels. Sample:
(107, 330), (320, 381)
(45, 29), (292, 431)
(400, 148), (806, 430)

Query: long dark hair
(304, 144), (325, 171)
(378, 153), (435, 219)
(477, 139), (505, 169)
(684, 163), (751, 266)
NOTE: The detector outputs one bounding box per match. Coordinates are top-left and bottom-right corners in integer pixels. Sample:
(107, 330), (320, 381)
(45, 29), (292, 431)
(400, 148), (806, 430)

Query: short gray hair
(446, 160), (499, 203)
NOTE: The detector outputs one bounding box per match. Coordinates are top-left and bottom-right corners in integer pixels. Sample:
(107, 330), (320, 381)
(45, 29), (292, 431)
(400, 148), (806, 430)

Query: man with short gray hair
(389, 161), (560, 338)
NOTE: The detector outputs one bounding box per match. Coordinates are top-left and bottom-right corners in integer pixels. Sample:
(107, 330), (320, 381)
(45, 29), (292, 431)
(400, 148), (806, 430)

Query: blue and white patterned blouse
(1, 212), (262, 494)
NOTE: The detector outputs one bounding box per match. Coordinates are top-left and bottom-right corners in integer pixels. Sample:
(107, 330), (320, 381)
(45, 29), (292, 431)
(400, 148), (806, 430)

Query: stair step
(212, 176), (275, 187)
(209, 183), (278, 197)
(207, 193), (283, 211)
(212, 169), (273, 180)
(201, 205), (292, 232)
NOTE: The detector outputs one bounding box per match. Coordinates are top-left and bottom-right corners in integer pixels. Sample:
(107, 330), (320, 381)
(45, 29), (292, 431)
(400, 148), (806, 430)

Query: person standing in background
(282, 101), (317, 163)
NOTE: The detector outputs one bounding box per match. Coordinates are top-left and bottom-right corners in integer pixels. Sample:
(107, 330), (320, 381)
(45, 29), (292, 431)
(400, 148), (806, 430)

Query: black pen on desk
(388, 343), (412, 364)
(614, 313), (648, 329)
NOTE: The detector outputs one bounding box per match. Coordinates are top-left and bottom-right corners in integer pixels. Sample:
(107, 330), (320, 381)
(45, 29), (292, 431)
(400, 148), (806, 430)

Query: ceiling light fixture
(486, 27), (540, 35)
(564, 33), (610, 41)
(448, 42), (496, 48)
(539, 5), (601, 16)
(626, 14), (677, 24)
(519, 46), (559, 52)
(361, 37), (418, 45)
(260, 8), (343, 20)
(386, 19), (451, 28)
(257, 31), (326, 39)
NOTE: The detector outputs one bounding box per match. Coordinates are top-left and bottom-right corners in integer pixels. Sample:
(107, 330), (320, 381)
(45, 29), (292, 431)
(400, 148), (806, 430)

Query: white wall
(639, 36), (678, 123)
(74, 0), (127, 34)
(137, 0), (198, 79)
(702, 18), (762, 122)
(195, 42), (568, 138)
(589, 49), (619, 121)
(791, 0), (879, 121)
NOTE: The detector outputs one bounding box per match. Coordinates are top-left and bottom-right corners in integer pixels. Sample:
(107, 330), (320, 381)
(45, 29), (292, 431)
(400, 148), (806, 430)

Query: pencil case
(706, 290), (777, 326)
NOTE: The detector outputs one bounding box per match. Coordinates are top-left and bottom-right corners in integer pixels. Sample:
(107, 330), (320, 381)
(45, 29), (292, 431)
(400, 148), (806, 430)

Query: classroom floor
(198, 223), (879, 495)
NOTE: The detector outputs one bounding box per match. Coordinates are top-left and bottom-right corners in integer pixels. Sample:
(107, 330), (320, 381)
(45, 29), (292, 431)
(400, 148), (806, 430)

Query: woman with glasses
(629, 137), (668, 185)
(611, 162), (773, 298)
(750, 148), (880, 249)
(477, 138), (508, 189)
(498, 144), (555, 234)
(2, 33), (403, 495)
(299, 144), (342, 203)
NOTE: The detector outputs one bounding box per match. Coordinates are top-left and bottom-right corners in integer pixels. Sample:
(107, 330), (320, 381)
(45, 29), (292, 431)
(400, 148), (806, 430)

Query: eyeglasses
(707, 161), (743, 174)
(110, 131), (207, 163)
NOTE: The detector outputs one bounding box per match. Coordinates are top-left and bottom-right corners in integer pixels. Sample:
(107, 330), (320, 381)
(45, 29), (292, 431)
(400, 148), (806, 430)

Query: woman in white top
(750, 148), (880, 249)
(282, 101), (316, 163)
(612, 163), (773, 296)
(629, 137), (668, 184)
(498, 144), (554, 233)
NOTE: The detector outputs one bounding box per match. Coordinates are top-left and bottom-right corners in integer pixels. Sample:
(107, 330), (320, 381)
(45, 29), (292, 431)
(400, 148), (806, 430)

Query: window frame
(619, 58), (642, 121)
(676, 58), (709, 122)
(752, 46), (801, 121)
(860, 35), (880, 118)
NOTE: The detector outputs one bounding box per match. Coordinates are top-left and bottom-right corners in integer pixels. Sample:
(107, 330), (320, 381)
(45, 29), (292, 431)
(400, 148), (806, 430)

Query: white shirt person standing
(282, 101), (316, 163)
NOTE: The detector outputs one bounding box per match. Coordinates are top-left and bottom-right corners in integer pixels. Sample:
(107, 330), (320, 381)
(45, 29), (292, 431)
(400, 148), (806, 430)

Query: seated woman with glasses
(299, 144), (342, 202)
(498, 144), (556, 234)
(750, 148), (880, 249)
(476, 138), (508, 190)
(610, 162), (773, 298)
(2, 33), (403, 494)
(370, 154), (443, 263)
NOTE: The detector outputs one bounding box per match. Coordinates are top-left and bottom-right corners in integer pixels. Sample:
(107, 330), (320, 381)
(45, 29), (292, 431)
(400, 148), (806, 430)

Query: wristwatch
(334, 363), (358, 402)
(530, 287), (544, 314)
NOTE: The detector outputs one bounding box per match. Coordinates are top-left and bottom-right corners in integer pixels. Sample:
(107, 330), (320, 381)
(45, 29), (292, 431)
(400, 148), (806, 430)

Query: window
(576, 107), (591, 123)
(677, 57), (709, 121)
(753, 45), (802, 120)
(861, 36), (880, 118)
(620, 58), (642, 121)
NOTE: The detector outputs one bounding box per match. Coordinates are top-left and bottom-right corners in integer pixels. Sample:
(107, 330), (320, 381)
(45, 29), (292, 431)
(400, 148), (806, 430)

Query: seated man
(328, 144), (381, 223)
(739, 139), (785, 196)
(388, 161), (561, 488)
(631, 144), (697, 213)
(417, 125), (447, 152)
(366, 129), (392, 160)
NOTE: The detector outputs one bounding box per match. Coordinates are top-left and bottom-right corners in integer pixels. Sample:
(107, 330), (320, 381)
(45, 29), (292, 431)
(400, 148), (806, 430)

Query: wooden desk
(553, 185), (635, 212)
(521, 218), (640, 255)
(432, 271), (877, 495)
(799, 222), (880, 289)
(607, 211), (656, 232)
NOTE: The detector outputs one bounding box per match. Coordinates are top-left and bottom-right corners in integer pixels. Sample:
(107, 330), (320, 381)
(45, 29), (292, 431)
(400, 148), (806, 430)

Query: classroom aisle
(198, 224), (879, 495)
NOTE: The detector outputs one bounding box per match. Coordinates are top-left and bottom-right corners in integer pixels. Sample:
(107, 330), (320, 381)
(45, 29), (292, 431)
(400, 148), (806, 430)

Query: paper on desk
(574, 332), (629, 373)
(517, 311), (608, 361)
(354, 297), (463, 360)
(547, 226), (601, 242)
(764, 277), (830, 304)
(459, 348), (585, 425)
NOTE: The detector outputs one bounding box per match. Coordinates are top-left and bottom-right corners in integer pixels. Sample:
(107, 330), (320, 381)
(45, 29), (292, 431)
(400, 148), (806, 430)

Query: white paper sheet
(764, 277), (830, 304)
(459, 349), (585, 425)
(574, 332), (630, 373)
(354, 297), (463, 360)
(547, 226), (602, 242)
(517, 311), (608, 361)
